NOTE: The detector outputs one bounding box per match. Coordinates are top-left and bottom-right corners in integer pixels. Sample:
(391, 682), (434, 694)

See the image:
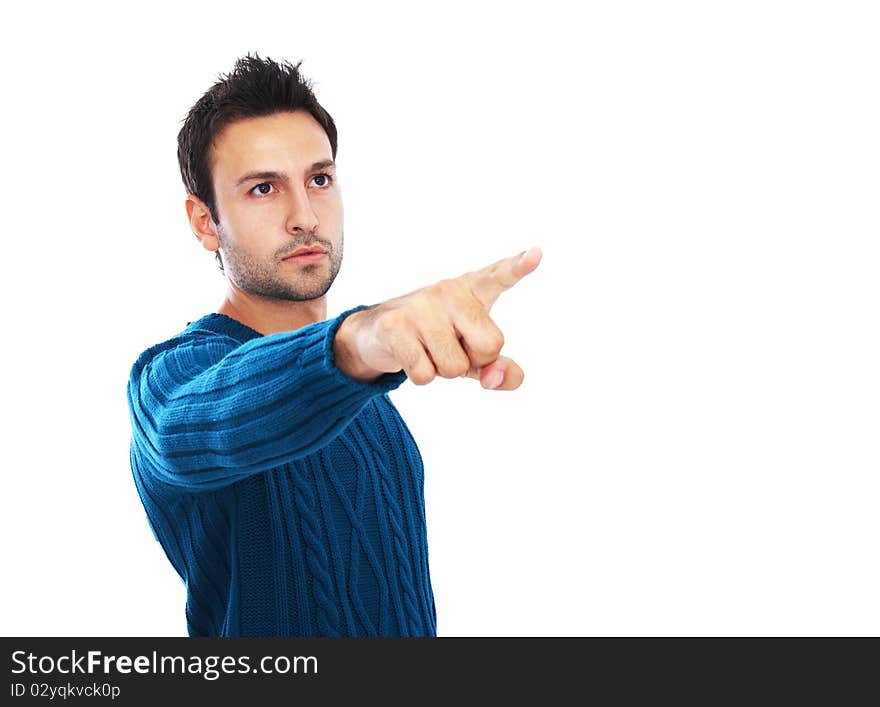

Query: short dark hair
(177, 52), (338, 272)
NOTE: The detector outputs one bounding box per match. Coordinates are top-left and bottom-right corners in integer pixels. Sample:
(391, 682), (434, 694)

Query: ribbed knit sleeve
(128, 305), (407, 491)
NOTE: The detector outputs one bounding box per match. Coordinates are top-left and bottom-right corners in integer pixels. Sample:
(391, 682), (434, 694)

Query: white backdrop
(1, 0), (877, 637)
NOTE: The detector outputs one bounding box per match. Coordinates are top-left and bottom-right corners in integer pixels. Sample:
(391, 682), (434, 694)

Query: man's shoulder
(129, 317), (242, 379)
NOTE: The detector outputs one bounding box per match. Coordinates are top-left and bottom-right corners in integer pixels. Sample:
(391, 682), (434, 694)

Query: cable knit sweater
(126, 305), (436, 637)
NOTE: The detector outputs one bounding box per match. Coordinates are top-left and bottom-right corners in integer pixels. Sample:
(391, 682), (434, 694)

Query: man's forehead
(210, 111), (332, 181)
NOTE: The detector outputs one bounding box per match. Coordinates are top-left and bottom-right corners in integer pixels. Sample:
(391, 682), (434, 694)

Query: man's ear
(185, 194), (220, 254)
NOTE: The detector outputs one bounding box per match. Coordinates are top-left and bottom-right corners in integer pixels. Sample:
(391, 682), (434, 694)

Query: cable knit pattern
(290, 459), (341, 636)
(126, 305), (437, 637)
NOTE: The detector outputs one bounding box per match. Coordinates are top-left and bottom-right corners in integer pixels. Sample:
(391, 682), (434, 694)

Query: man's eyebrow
(234, 161), (336, 188)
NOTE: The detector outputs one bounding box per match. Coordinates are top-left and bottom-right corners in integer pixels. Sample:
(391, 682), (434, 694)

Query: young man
(126, 53), (541, 637)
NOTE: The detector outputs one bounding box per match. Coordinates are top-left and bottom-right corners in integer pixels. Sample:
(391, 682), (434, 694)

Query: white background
(1, 1), (877, 637)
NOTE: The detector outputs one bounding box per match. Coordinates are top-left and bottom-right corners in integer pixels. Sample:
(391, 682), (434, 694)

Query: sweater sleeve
(127, 305), (407, 491)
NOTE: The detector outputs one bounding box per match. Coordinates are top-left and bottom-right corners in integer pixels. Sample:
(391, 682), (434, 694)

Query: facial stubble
(217, 223), (344, 302)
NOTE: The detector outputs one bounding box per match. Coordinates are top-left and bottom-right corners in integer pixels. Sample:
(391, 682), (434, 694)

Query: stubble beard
(219, 227), (344, 302)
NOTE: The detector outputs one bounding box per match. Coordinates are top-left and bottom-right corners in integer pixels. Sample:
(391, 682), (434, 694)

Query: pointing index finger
(468, 246), (542, 311)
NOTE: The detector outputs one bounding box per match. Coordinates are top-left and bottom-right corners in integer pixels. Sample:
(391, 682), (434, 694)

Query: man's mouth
(282, 248), (328, 265)
(283, 246), (327, 259)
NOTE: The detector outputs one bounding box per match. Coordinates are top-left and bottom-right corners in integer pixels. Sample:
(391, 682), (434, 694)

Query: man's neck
(218, 291), (327, 336)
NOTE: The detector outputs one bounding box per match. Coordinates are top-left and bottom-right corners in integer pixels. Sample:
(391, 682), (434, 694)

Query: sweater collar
(185, 313), (264, 342)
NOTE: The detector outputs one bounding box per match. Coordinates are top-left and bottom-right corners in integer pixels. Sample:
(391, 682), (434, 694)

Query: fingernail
(486, 369), (504, 389)
(519, 248), (532, 265)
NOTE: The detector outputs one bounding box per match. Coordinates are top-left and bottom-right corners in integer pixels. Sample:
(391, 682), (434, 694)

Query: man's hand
(333, 247), (542, 391)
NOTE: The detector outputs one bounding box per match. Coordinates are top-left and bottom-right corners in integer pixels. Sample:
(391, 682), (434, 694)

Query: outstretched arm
(129, 246), (542, 491)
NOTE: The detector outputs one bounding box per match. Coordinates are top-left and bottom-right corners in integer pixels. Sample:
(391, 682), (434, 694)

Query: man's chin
(269, 282), (334, 302)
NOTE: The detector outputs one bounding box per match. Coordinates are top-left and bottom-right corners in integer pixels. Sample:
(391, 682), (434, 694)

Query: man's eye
(311, 173), (334, 188)
(250, 183), (275, 196)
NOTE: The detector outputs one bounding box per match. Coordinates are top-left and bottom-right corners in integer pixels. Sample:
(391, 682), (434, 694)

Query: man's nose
(285, 186), (320, 233)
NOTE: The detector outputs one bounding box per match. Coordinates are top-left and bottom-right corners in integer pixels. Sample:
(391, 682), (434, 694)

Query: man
(126, 53), (541, 637)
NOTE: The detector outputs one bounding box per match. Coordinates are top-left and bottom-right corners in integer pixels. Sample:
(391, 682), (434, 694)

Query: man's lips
(283, 246), (327, 260)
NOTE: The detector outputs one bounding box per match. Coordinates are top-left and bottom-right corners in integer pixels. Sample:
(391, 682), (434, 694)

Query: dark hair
(177, 52), (338, 272)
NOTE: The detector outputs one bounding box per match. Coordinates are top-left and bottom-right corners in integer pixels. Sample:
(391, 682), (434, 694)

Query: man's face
(208, 110), (343, 301)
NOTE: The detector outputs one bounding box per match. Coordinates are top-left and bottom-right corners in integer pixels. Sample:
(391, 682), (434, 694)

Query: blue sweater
(126, 305), (436, 637)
